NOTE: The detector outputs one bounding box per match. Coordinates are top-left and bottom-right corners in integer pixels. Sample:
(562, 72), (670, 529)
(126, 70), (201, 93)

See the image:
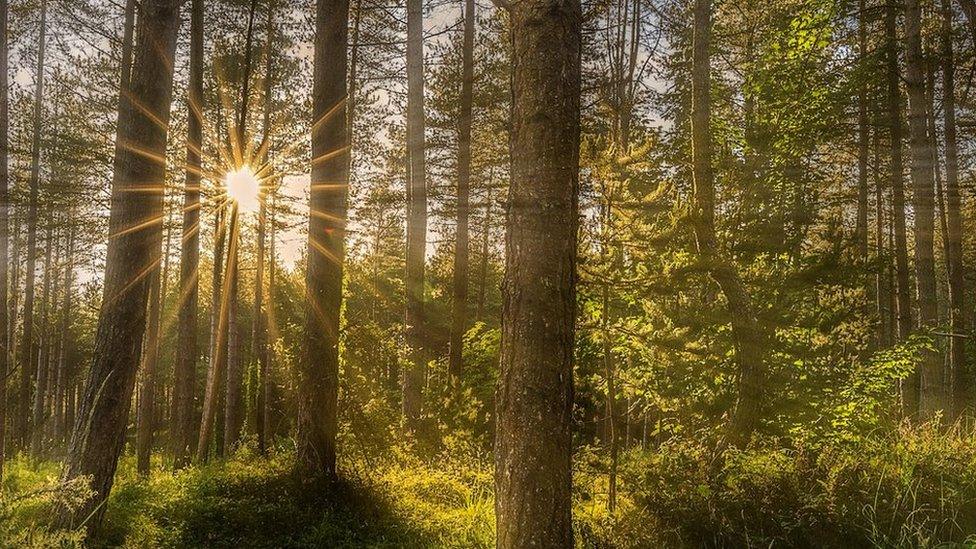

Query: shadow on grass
(95, 458), (441, 548)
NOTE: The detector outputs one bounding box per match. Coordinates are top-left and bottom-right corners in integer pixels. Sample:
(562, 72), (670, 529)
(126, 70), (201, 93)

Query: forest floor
(4, 426), (976, 547)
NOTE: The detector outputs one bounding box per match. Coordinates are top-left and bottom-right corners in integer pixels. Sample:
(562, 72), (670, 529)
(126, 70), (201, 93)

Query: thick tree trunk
(942, 0), (966, 417)
(58, 0), (182, 531)
(905, 0), (942, 417)
(18, 0), (47, 450)
(402, 0), (427, 430)
(449, 0), (474, 380)
(691, 0), (765, 446)
(172, 0), (203, 470)
(883, 0), (915, 413)
(493, 0), (581, 545)
(298, 0), (348, 478)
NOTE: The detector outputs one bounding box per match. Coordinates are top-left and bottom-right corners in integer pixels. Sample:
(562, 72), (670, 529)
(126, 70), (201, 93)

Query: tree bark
(856, 0), (869, 263)
(18, 0), (47, 450)
(402, 0), (427, 430)
(30, 214), (54, 456)
(493, 0), (581, 545)
(905, 0), (942, 417)
(298, 0), (348, 478)
(197, 205), (228, 462)
(448, 0), (475, 380)
(224, 212), (242, 451)
(172, 0), (203, 470)
(58, 0), (181, 530)
(54, 227), (74, 446)
(136, 261), (162, 476)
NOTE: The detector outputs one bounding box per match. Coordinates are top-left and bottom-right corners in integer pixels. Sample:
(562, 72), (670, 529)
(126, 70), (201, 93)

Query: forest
(0, 0), (974, 545)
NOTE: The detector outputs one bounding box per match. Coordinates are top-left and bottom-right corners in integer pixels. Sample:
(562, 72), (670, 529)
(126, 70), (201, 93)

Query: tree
(448, 0), (475, 380)
(493, 0), (581, 544)
(0, 0), (8, 481)
(58, 0), (183, 529)
(402, 0), (427, 430)
(172, 0), (204, 469)
(297, 0), (349, 477)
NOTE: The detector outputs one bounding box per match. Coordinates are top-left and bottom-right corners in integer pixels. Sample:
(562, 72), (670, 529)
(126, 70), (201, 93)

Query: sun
(226, 167), (261, 213)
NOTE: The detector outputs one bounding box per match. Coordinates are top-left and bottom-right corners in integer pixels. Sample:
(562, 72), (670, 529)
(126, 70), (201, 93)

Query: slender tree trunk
(477, 175), (492, 322)
(136, 262), (162, 476)
(493, 0), (581, 545)
(18, 0), (47, 450)
(873, 122), (888, 347)
(58, 0), (182, 530)
(224, 215), (242, 451)
(298, 0), (348, 478)
(883, 0), (915, 412)
(691, 0), (765, 446)
(856, 0), (869, 263)
(0, 0), (9, 481)
(905, 0), (942, 417)
(254, 1), (274, 454)
(402, 0), (427, 430)
(172, 0), (203, 470)
(449, 0), (475, 380)
(54, 227), (74, 446)
(197, 206), (228, 462)
(30, 216), (54, 456)
(941, 0), (966, 417)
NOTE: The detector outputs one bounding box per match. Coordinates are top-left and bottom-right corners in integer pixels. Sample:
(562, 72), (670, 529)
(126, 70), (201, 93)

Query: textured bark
(0, 0), (8, 481)
(18, 0), (46, 449)
(401, 0), (427, 429)
(883, 1), (915, 412)
(196, 205), (228, 462)
(171, 0), (203, 470)
(224, 215), (243, 451)
(691, 0), (764, 446)
(59, 0), (181, 530)
(298, 0), (348, 477)
(448, 0), (474, 380)
(942, 0), (966, 417)
(905, 0), (941, 417)
(493, 0), (581, 545)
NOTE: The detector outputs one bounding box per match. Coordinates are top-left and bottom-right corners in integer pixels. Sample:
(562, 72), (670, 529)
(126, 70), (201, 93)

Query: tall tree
(58, 0), (182, 529)
(883, 0), (914, 412)
(0, 0), (9, 481)
(904, 0), (941, 416)
(942, 0), (966, 417)
(856, 0), (869, 263)
(691, 0), (765, 446)
(493, 0), (581, 544)
(298, 0), (349, 478)
(30, 215), (54, 455)
(401, 0), (427, 429)
(448, 0), (475, 380)
(172, 0), (204, 469)
(18, 0), (47, 449)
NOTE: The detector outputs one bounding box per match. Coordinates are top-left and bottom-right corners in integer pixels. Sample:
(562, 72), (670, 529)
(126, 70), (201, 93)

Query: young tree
(298, 0), (348, 477)
(493, 0), (581, 545)
(58, 0), (183, 529)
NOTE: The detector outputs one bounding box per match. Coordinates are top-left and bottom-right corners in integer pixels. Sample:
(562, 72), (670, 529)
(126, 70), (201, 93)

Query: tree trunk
(54, 227), (74, 446)
(136, 262), (162, 476)
(298, 0), (348, 478)
(172, 0), (203, 470)
(905, 0), (942, 417)
(30, 215), (55, 456)
(18, 0), (47, 450)
(448, 0), (474, 380)
(402, 0), (427, 430)
(883, 0), (915, 413)
(224, 214), (242, 451)
(477, 174), (492, 322)
(493, 0), (581, 545)
(691, 0), (765, 446)
(942, 0), (966, 417)
(0, 0), (9, 480)
(58, 0), (182, 530)
(856, 0), (869, 264)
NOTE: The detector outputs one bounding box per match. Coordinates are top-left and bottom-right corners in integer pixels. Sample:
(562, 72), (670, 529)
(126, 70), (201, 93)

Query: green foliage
(0, 457), (89, 548)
